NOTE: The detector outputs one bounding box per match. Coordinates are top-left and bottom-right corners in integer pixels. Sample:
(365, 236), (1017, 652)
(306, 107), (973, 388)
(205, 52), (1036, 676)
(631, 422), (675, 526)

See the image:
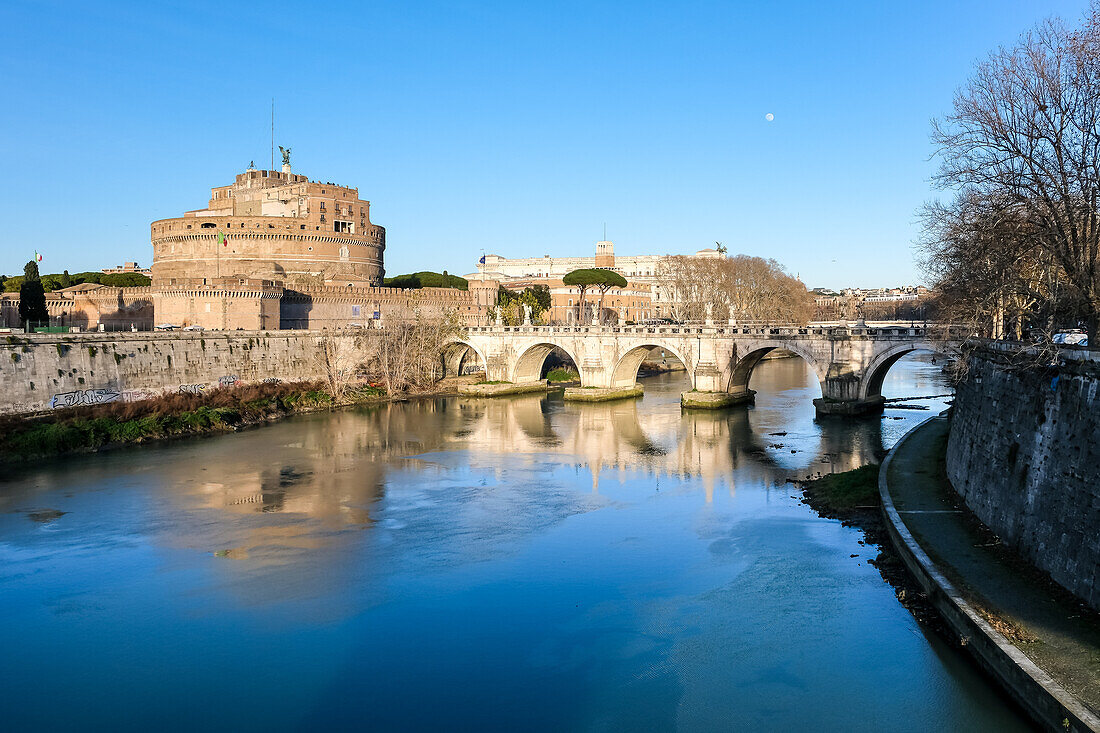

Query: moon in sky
(765, 113), (774, 122)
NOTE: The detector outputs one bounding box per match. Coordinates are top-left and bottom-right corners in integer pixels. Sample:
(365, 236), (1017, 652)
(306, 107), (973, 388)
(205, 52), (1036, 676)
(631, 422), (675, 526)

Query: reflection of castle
(155, 376), (888, 563)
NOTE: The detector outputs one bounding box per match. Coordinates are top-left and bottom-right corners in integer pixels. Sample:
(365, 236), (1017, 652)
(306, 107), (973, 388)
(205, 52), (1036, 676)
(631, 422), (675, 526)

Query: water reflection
(3, 356), (951, 546)
(1, 354), (1024, 733)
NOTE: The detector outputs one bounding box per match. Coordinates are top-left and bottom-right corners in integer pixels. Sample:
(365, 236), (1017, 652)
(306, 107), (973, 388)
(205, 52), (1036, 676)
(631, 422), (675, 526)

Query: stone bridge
(445, 322), (952, 416)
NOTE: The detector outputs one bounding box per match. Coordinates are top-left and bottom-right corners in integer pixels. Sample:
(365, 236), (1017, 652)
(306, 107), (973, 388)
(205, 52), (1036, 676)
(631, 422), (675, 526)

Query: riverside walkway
(882, 415), (1100, 731)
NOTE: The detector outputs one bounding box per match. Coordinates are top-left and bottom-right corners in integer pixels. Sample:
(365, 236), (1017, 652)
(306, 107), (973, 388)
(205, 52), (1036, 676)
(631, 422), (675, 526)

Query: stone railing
(465, 323), (930, 338)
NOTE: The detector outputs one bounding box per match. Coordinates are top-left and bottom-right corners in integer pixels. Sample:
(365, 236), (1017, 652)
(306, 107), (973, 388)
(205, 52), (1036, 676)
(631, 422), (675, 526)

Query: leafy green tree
(563, 269), (627, 323)
(383, 271), (469, 290)
(100, 272), (151, 287)
(525, 284), (551, 313)
(19, 260), (48, 329)
(72, 272), (103, 285)
(60, 270), (72, 288)
(4, 276), (24, 292)
(40, 275), (62, 292)
(519, 285), (551, 322)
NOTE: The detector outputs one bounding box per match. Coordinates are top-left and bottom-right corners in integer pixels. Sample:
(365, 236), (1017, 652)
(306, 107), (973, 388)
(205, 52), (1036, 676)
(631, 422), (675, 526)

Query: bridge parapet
(466, 324), (931, 339)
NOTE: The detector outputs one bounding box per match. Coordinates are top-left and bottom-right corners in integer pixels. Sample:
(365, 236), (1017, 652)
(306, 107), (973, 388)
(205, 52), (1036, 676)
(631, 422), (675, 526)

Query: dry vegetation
(2, 308), (467, 462)
(0, 380), (360, 462)
(655, 254), (814, 324)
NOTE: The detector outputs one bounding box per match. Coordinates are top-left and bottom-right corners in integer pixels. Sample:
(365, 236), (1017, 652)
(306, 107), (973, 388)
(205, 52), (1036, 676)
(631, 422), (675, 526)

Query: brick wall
(946, 343), (1100, 610)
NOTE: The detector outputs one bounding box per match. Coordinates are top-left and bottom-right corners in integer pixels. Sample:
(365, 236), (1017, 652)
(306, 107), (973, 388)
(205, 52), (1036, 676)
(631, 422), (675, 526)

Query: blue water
(0, 355), (1028, 731)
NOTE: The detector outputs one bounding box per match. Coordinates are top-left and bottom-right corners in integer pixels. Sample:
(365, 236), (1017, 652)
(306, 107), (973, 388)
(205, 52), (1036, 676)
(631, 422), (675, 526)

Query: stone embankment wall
(946, 342), (1100, 610)
(0, 331), (360, 415)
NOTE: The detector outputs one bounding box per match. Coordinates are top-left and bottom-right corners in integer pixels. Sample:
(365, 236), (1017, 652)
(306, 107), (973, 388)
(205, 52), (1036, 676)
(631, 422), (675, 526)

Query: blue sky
(0, 0), (1090, 288)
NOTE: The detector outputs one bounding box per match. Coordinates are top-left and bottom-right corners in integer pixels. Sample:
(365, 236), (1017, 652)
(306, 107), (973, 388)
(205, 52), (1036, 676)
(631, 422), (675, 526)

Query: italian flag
(35, 251), (43, 262)
(217, 232), (229, 247)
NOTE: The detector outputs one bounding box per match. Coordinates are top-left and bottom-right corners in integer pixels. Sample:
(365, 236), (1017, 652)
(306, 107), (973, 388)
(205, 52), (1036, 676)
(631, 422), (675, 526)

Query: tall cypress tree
(19, 260), (48, 330)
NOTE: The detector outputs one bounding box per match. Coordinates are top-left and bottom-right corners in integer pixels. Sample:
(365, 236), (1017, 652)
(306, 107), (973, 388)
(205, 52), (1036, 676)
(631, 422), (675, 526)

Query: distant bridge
(446, 322), (952, 416)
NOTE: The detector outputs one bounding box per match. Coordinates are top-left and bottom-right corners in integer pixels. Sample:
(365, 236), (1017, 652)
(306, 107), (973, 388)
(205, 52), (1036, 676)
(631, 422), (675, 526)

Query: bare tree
(656, 254), (814, 324)
(929, 2), (1100, 341)
(920, 192), (1068, 340)
(366, 306), (463, 395)
(319, 331), (372, 400)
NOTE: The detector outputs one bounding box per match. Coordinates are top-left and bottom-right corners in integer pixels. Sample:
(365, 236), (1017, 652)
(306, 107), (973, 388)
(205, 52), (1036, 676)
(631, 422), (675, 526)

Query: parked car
(154, 323), (178, 330)
(182, 325), (205, 331)
(1053, 329), (1088, 346)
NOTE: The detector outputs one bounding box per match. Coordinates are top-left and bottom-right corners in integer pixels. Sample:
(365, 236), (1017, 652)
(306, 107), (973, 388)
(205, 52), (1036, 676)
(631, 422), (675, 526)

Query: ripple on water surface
(0, 355), (1029, 731)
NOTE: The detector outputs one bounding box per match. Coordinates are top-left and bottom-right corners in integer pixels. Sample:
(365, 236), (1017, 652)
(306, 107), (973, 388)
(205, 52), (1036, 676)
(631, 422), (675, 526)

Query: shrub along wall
(946, 342), (1100, 610)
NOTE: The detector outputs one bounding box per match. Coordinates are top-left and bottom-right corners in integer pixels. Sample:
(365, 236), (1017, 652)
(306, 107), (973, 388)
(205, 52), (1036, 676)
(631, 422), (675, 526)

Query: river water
(0, 354), (1029, 731)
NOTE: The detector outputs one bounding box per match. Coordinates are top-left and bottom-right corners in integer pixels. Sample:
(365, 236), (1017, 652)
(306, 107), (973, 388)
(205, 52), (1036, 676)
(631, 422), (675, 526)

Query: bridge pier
(682, 388), (755, 409)
(814, 371), (885, 417)
(813, 395), (886, 417)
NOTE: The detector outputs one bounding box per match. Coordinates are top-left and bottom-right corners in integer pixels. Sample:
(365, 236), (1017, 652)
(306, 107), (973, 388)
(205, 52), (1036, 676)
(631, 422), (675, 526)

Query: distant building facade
(102, 261), (152, 277)
(467, 241), (723, 323)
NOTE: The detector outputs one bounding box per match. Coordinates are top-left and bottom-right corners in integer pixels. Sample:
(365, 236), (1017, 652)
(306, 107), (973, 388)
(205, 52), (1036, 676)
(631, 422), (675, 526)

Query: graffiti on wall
(47, 376), (260, 411)
(50, 389), (122, 409)
(122, 388), (158, 403)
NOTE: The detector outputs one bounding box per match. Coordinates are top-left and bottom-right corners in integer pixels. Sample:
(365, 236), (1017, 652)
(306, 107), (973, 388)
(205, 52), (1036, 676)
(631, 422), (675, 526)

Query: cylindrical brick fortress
(151, 165), (386, 287)
(151, 215), (385, 285)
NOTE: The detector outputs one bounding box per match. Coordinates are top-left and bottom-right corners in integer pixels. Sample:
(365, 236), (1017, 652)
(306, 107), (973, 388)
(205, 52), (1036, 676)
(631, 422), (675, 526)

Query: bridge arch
(859, 341), (947, 400)
(512, 342), (584, 384)
(442, 340), (488, 377)
(610, 343), (693, 389)
(727, 342), (826, 395)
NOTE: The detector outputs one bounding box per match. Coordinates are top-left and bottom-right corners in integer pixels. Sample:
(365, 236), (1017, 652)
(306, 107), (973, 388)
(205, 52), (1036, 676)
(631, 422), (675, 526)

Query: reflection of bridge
(447, 323), (950, 416)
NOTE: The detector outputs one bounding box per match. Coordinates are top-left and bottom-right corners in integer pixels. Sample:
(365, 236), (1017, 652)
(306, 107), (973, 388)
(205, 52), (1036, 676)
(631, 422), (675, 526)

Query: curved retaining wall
(881, 417), (1100, 733)
(946, 343), (1100, 610)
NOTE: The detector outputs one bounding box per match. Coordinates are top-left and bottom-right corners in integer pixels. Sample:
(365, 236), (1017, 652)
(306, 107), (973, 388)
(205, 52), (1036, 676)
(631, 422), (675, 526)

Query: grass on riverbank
(0, 381), (384, 463)
(801, 464), (881, 514)
(798, 462), (945, 630)
(546, 368), (579, 383)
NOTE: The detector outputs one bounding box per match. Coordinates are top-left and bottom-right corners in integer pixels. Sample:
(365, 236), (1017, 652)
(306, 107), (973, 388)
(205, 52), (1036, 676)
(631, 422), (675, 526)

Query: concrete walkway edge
(879, 415), (1100, 733)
